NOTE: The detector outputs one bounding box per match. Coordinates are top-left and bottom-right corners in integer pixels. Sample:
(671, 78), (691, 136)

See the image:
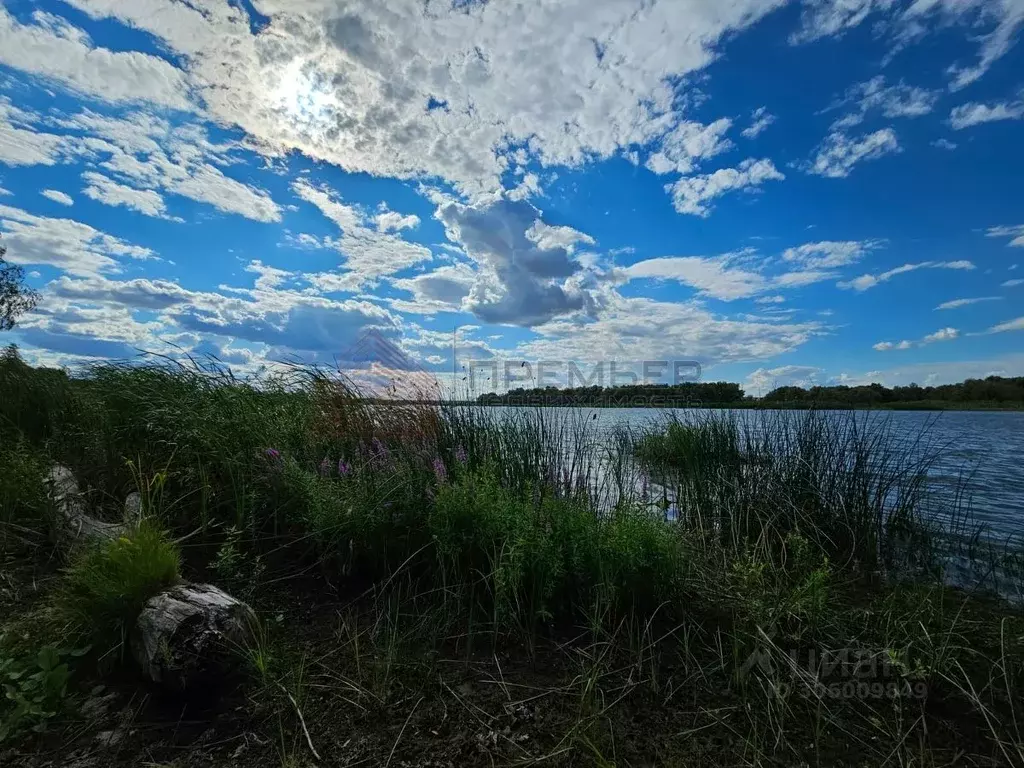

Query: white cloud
(81, 171), (175, 219)
(517, 294), (823, 367)
(840, 353), (1024, 388)
(668, 158), (784, 217)
(1003, 278), (1024, 287)
(931, 138), (957, 150)
(41, 189), (73, 206)
(375, 210), (420, 233)
(755, 295), (786, 304)
(436, 196), (598, 326)
(62, 0), (790, 197)
(646, 119), (733, 175)
(390, 262), (476, 314)
(806, 128), (900, 178)
(782, 239), (881, 268)
(525, 220), (596, 253)
(625, 256), (767, 300)
(949, 98), (1024, 129)
(0, 98), (69, 166)
(0, 7), (192, 110)
(48, 110), (282, 222)
(294, 179), (433, 286)
(936, 296), (1001, 310)
(922, 326), (959, 343)
(985, 316), (1024, 334)
(791, 1), (1024, 91)
(507, 172), (543, 202)
(741, 107), (775, 139)
(873, 340), (913, 351)
(744, 365), (825, 392)
(827, 76), (938, 130)
(838, 260), (976, 291)
(0, 203), (154, 276)
(987, 224), (1024, 247)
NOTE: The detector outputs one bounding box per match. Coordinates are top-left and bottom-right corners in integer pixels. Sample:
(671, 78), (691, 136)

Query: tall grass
(2, 348), (1023, 764)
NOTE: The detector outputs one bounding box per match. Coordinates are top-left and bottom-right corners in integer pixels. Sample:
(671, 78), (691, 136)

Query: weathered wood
(45, 465), (255, 691)
(124, 491), (142, 521)
(45, 464), (126, 549)
(133, 583), (256, 690)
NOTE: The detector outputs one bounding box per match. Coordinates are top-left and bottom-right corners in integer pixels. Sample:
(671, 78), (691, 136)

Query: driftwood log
(46, 465), (127, 550)
(45, 464), (255, 690)
(133, 583), (255, 691)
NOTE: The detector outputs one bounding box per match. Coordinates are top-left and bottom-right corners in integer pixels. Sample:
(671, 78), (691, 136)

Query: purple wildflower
(338, 459), (352, 477)
(265, 448), (281, 460)
(371, 437), (390, 465)
(639, 473), (650, 500)
(455, 445), (468, 465)
(432, 457), (448, 484)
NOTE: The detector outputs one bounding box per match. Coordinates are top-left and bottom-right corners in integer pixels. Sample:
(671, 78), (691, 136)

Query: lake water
(482, 406), (1024, 541)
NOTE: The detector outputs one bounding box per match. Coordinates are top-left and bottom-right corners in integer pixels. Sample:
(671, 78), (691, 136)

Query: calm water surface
(482, 407), (1024, 540)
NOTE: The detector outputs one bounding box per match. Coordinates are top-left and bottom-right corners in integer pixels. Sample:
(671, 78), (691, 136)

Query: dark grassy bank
(2, 347), (1023, 767)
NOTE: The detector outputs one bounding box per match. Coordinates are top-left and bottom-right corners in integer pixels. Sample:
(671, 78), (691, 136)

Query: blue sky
(1, 0), (1023, 396)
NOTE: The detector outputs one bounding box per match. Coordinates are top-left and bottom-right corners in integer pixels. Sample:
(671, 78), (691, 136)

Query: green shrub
(56, 520), (181, 651)
(0, 644), (79, 743)
(0, 441), (47, 552)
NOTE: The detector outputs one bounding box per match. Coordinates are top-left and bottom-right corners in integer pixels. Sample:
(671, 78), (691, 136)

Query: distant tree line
(475, 377), (1024, 409)
(761, 377), (1024, 407)
(476, 382), (745, 407)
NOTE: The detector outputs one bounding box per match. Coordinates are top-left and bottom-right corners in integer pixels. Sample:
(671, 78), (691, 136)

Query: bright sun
(273, 59), (333, 121)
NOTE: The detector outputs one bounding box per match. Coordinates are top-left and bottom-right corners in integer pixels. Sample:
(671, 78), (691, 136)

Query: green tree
(0, 241), (39, 331)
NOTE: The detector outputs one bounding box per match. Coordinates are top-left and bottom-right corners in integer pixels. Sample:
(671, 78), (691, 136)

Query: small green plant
(0, 644), (82, 742)
(56, 519), (181, 653)
(213, 526), (266, 596)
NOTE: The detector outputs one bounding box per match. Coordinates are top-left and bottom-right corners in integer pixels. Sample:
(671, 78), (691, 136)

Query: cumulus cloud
(0, 7), (192, 110)
(806, 128), (900, 178)
(436, 196), (598, 326)
(782, 239), (881, 268)
(0, 99), (69, 166)
(838, 260), (975, 291)
(41, 189), (73, 206)
(1004, 278), (1024, 288)
(741, 107), (776, 139)
(949, 97), (1024, 129)
(390, 262), (476, 314)
(48, 274), (194, 310)
(922, 327), (959, 343)
(668, 158), (784, 216)
(375, 210), (420, 233)
(61, 0), (790, 197)
(873, 340), (913, 351)
(51, 110), (282, 222)
(517, 295), (823, 369)
(645, 119), (734, 175)
(744, 365), (825, 392)
(81, 171), (175, 219)
(0, 203), (154, 275)
(293, 179), (433, 286)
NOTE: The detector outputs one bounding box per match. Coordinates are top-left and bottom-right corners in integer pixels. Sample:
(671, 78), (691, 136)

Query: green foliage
(56, 520), (181, 651)
(0, 644), (81, 742)
(0, 440), (47, 552)
(0, 244), (39, 332)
